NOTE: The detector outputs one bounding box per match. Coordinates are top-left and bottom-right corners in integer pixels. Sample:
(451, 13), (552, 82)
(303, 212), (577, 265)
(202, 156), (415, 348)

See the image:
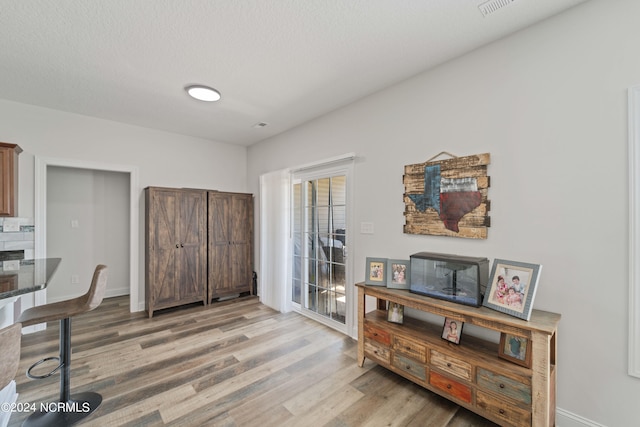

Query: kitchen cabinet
(0, 142), (22, 217)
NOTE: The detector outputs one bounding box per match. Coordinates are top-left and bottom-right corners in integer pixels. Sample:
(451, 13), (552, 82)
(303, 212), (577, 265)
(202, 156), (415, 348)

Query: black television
(410, 252), (489, 307)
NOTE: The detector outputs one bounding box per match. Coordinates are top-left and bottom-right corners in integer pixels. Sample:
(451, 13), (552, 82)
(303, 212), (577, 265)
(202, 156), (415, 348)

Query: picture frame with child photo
(483, 259), (542, 321)
(441, 317), (463, 344)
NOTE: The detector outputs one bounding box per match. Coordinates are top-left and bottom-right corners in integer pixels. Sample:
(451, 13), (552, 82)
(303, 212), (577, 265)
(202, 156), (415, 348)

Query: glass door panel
(291, 174), (347, 328)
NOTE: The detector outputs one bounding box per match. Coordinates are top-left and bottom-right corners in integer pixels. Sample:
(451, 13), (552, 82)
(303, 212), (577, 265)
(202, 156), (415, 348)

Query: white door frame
(293, 160), (355, 336)
(628, 85), (640, 378)
(35, 156), (141, 313)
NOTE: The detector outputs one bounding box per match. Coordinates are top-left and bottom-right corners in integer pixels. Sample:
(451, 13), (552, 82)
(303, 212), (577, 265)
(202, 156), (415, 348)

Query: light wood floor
(9, 295), (497, 427)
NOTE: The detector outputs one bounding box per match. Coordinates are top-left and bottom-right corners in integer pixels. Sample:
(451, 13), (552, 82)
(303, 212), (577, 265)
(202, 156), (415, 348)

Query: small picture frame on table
(441, 317), (463, 344)
(499, 333), (532, 368)
(483, 259), (542, 321)
(386, 259), (410, 289)
(365, 257), (388, 286)
(387, 302), (404, 324)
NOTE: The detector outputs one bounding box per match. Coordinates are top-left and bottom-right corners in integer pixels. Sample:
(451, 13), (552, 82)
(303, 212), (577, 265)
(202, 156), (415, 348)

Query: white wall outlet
(71, 274), (80, 284)
(70, 219), (79, 228)
(360, 222), (374, 234)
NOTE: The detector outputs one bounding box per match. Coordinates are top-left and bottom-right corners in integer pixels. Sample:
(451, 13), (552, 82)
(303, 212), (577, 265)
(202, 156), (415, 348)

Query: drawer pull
(499, 383), (505, 389)
(406, 365), (411, 370)
(446, 363), (452, 368)
(499, 409), (505, 415)
(405, 346), (411, 350)
(446, 384), (452, 389)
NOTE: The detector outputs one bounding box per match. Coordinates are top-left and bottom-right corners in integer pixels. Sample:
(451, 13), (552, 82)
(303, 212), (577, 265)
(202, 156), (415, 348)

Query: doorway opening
(35, 157), (140, 312)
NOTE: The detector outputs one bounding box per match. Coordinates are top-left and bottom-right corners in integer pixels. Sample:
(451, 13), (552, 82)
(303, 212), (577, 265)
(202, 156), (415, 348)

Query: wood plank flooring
(9, 295), (498, 426)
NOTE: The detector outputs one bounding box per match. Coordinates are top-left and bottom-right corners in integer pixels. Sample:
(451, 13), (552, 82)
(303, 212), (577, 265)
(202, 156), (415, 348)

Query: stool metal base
(23, 318), (102, 426)
(22, 392), (102, 427)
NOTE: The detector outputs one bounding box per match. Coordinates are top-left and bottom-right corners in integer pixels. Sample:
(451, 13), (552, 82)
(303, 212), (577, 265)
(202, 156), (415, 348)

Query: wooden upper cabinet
(0, 142), (22, 217)
(208, 191), (254, 300)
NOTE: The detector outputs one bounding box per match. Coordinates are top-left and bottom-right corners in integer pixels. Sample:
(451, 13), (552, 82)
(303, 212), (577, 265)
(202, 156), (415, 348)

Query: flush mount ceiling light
(185, 85), (221, 102)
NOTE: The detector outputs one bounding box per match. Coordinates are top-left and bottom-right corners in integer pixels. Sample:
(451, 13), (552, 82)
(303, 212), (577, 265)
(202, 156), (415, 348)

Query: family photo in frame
(386, 259), (410, 289)
(441, 317), (463, 344)
(483, 259), (542, 321)
(365, 257), (387, 286)
(499, 333), (532, 367)
(387, 302), (404, 324)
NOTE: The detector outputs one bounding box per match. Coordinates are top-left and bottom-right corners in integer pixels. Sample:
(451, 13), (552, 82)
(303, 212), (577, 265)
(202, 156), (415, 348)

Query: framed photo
(387, 302), (404, 324)
(483, 259), (542, 321)
(386, 259), (410, 289)
(365, 257), (388, 286)
(499, 333), (532, 368)
(441, 317), (463, 344)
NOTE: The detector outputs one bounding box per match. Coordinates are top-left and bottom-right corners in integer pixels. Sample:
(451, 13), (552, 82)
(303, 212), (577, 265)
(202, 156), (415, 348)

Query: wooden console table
(356, 283), (560, 427)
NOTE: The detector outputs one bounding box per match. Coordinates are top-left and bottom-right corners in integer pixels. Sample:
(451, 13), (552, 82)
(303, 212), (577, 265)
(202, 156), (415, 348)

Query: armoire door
(209, 192), (232, 299)
(177, 190), (206, 301)
(230, 194), (253, 293)
(208, 191), (253, 300)
(147, 188), (180, 310)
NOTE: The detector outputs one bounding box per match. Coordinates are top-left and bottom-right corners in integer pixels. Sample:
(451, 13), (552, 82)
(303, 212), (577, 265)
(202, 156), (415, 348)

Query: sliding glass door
(291, 168), (349, 332)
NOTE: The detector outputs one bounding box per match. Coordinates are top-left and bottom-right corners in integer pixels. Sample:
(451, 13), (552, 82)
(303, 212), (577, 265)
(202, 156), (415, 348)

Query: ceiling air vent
(478, 0), (516, 17)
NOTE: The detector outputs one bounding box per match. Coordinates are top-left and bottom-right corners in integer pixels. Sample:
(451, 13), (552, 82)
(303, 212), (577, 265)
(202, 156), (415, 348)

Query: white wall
(0, 99), (248, 307)
(247, 0), (639, 425)
(47, 166), (130, 301)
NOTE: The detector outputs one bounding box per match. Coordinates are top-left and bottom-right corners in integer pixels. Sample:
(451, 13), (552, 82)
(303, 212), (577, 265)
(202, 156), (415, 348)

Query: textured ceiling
(0, 0), (587, 146)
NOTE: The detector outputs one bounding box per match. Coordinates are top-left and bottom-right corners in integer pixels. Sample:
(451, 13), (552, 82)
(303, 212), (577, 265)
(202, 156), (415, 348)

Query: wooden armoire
(145, 187), (254, 317)
(145, 187), (207, 317)
(208, 191), (254, 300)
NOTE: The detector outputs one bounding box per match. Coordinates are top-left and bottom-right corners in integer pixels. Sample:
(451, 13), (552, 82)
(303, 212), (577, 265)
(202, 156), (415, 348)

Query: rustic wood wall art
(403, 152), (490, 239)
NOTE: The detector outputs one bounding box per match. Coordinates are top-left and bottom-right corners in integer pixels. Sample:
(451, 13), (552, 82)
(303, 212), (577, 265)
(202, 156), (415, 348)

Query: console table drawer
(429, 371), (472, 403)
(356, 283), (561, 427)
(393, 335), (426, 362)
(364, 339), (391, 364)
(476, 390), (531, 427)
(477, 367), (531, 405)
(393, 354), (427, 381)
(364, 323), (391, 346)
(430, 349), (472, 381)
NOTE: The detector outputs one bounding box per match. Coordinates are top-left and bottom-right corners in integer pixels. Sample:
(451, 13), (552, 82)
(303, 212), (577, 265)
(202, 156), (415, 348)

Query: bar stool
(0, 322), (21, 389)
(0, 322), (21, 427)
(17, 264), (108, 427)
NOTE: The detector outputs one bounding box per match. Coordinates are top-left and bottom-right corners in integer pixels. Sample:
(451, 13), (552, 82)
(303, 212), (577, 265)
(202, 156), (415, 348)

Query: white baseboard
(104, 288), (130, 299)
(103, 288), (146, 312)
(557, 407), (607, 427)
(136, 301), (145, 312)
(47, 288), (130, 304)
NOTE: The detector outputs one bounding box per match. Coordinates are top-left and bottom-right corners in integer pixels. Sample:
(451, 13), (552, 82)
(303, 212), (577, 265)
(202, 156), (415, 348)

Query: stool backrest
(80, 264), (108, 311)
(0, 322), (22, 390)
